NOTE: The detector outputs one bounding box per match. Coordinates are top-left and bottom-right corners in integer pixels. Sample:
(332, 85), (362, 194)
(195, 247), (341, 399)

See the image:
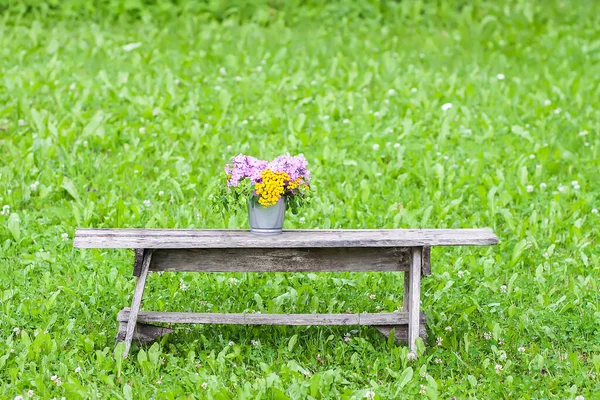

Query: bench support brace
(120, 249), (153, 358)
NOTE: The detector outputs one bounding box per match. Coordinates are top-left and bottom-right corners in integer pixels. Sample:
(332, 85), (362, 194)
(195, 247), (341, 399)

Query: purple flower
(224, 153), (310, 188)
(224, 154), (268, 187)
(267, 153), (310, 183)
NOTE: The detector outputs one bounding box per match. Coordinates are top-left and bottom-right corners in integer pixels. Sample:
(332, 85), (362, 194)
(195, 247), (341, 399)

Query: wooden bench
(73, 229), (497, 357)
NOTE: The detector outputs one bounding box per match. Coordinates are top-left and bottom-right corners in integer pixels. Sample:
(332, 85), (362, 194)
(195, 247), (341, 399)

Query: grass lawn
(1, 1), (599, 398)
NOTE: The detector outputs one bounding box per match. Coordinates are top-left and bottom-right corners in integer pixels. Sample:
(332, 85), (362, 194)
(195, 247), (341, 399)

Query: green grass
(1, 0), (600, 398)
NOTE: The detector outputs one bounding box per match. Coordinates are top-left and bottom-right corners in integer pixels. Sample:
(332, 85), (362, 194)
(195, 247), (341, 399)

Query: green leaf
(62, 177), (80, 202)
(7, 213), (20, 241)
(288, 334), (298, 352)
(398, 366), (413, 388)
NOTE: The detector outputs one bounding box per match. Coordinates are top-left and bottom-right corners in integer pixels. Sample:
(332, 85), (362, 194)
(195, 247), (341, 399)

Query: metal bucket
(248, 197), (286, 235)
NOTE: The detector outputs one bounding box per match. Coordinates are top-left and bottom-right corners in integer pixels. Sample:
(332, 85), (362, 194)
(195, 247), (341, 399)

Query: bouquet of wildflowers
(214, 153), (311, 213)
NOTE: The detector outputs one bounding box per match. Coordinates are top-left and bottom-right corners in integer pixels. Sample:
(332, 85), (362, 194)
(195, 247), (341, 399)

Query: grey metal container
(248, 197), (286, 235)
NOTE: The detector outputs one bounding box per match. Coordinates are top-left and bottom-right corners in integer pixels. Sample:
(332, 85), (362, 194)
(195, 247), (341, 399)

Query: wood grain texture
(133, 249), (144, 277)
(422, 246), (431, 275)
(123, 250), (153, 358)
(149, 247), (412, 272)
(116, 321), (173, 344)
(74, 228), (498, 249)
(408, 247), (422, 353)
(117, 309), (426, 326)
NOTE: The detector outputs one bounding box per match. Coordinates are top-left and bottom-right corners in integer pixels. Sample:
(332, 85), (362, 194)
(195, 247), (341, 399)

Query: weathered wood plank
(422, 246), (431, 276)
(74, 228), (498, 249)
(402, 271), (410, 312)
(133, 249), (144, 277)
(150, 247), (412, 272)
(117, 309), (426, 326)
(116, 321), (173, 345)
(408, 247), (422, 354)
(123, 250), (153, 358)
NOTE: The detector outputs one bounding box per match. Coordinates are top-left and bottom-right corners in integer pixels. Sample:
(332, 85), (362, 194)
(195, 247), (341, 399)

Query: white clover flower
(228, 277), (239, 285)
(299, 217), (306, 223)
(372, 144), (379, 151)
(495, 364), (503, 373)
(558, 185), (566, 193)
(242, 120), (248, 125)
(457, 270), (464, 278)
(152, 108), (160, 117)
(215, 86), (222, 91)
(393, 143), (400, 149)
(50, 375), (61, 385)
(344, 336), (351, 343)
(83, 140), (89, 147)
(174, 79), (180, 85)
(573, 184), (580, 190)
(234, 76), (242, 81)
(323, 115), (330, 120)
(499, 351), (507, 360)
(518, 346), (526, 353)
(13, 327), (20, 334)
(139, 127), (145, 134)
(387, 89), (396, 95)
(61, 233), (69, 241)
(435, 358), (442, 364)
(219, 67), (227, 75)
(575, 395), (584, 400)
(179, 279), (188, 291)
(143, 200), (151, 207)
(74, 366), (81, 373)
(554, 108), (561, 114)
(436, 337), (443, 346)
(445, 326), (452, 332)
(592, 209), (598, 214)
(256, 66), (263, 72)
(368, 293), (376, 299)
(347, 105), (353, 110)
(526, 185), (534, 193)
(69, 83), (76, 91)
(18, 119), (25, 126)
(30, 181), (39, 191)
(419, 385), (426, 394)
(366, 391), (376, 399)
(483, 332), (492, 340)
(497, 73), (505, 80)
(158, 191), (164, 196)
(343, 119), (350, 124)
(571, 180), (579, 186)
(407, 352), (417, 361)
(443, 156), (449, 160)
(311, 80), (317, 85)
(500, 285), (507, 293)
(228, 341), (234, 346)
(1, 205), (10, 216)
(540, 183), (547, 189)
(441, 103), (453, 111)
(27, 390), (34, 397)
(536, 164), (542, 169)
(529, 154), (535, 159)
(411, 88), (417, 93)
(14, 396), (23, 400)
(578, 130), (588, 136)
(544, 99), (551, 106)
(373, 111), (381, 117)
(201, 382), (208, 390)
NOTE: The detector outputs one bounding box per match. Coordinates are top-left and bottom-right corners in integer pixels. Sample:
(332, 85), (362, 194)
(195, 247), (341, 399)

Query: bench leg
(122, 249), (153, 358)
(116, 317), (173, 345)
(407, 247), (422, 355)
